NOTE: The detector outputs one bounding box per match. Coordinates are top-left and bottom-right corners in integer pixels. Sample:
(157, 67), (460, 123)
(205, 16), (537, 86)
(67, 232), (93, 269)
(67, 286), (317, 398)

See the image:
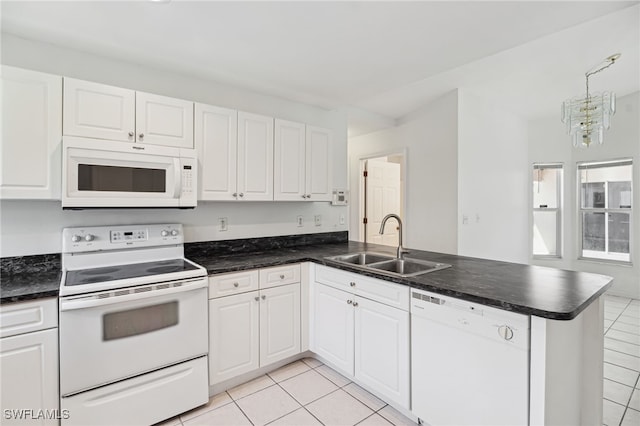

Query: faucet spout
(379, 214), (409, 259)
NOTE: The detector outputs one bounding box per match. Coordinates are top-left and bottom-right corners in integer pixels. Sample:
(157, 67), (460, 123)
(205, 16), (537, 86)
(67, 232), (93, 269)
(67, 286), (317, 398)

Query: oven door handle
(59, 279), (207, 311)
(173, 158), (182, 198)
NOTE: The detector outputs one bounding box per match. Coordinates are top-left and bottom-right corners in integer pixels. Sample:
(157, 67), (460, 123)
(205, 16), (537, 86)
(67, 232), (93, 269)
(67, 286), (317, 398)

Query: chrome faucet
(379, 214), (409, 259)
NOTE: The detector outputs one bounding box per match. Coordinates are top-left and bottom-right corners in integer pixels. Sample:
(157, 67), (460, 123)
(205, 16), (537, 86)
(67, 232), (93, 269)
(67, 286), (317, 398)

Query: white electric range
(59, 223), (208, 426)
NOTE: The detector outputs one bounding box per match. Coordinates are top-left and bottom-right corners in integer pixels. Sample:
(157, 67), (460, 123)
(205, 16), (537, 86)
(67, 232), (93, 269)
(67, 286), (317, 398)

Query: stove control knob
(84, 234), (95, 242)
(161, 230), (169, 237)
(171, 230), (179, 236)
(71, 235), (81, 243)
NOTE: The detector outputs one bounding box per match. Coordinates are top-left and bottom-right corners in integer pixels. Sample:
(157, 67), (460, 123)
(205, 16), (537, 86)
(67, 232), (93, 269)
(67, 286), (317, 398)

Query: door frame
(357, 149), (407, 243)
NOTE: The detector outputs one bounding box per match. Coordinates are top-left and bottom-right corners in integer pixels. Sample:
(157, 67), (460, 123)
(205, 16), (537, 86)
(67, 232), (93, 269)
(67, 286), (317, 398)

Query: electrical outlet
(314, 215), (322, 227)
(297, 215), (303, 227)
(218, 217), (228, 232)
(339, 214), (345, 225)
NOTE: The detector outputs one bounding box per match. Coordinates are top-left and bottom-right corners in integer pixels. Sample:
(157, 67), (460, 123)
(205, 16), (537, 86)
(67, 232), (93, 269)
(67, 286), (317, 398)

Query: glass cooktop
(65, 259), (200, 286)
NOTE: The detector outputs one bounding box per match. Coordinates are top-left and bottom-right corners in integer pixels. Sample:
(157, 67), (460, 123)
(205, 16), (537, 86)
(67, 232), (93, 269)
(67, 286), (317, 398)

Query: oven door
(62, 136), (182, 208)
(59, 277), (208, 396)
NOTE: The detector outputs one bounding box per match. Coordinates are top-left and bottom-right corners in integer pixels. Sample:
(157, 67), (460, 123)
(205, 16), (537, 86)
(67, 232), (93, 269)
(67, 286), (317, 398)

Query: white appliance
(62, 136), (197, 209)
(411, 289), (530, 426)
(59, 224), (208, 426)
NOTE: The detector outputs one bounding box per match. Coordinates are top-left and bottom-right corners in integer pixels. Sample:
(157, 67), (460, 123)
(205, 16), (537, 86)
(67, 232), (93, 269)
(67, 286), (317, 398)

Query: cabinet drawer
(0, 298), (58, 338)
(259, 264), (300, 289)
(208, 270), (259, 299)
(315, 265), (409, 311)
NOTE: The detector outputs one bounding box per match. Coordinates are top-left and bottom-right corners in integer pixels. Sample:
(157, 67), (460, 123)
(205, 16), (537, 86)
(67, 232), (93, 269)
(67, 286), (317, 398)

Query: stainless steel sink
(325, 252), (451, 277)
(368, 258), (451, 277)
(325, 252), (395, 265)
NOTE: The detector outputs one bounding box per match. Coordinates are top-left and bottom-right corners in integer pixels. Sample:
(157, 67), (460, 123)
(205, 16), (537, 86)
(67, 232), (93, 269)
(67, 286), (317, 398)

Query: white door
(312, 283), (354, 375)
(306, 126), (332, 201)
(63, 78), (135, 142)
(1, 66), (62, 199)
(274, 119), (306, 201)
(195, 104), (238, 200)
(135, 92), (194, 148)
(209, 292), (260, 384)
(354, 296), (410, 409)
(237, 112), (274, 201)
(0, 329), (59, 426)
(366, 159), (401, 245)
(259, 283), (301, 366)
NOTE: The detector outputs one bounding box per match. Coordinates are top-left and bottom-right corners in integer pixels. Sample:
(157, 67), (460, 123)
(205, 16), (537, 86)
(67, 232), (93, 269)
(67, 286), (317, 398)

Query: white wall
(529, 91), (640, 298)
(0, 34), (348, 257)
(457, 89), (529, 263)
(348, 91), (459, 254)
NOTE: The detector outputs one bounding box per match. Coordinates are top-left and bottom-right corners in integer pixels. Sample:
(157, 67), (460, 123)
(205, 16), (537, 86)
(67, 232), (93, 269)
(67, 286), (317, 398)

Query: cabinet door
(274, 119), (306, 201)
(0, 328), (59, 426)
(312, 283), (354, 375)
(63, 77), (135, 142)
(237, 112), (273, 201)
(354, 296), (410, 409)
(136, 92), (194, 148)
(305, 126), (332, 201)
(209, 292), (259, 384)
(1, 66), (62, 199)
(259, 283), (301, 366)
(195, 104), (238, 200)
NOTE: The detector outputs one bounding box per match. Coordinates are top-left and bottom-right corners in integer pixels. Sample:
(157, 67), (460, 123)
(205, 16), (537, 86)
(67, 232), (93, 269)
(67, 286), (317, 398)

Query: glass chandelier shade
(560, 54), (620, 148)
(561, 92), (616, 148)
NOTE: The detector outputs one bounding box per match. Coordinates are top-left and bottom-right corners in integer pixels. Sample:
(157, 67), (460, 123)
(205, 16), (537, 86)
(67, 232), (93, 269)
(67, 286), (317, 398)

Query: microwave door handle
(59, 279), (207, 311)
(173, 158), (182, 198)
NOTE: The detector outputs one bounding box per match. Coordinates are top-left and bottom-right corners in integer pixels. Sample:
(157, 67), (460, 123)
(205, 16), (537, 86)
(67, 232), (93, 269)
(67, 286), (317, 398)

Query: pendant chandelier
(561, 53), (621, 148)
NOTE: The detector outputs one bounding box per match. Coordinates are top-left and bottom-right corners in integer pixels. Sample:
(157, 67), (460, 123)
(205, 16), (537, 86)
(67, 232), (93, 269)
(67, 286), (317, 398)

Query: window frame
(532, 163), (563, 259)
(577, 159), (633, 265)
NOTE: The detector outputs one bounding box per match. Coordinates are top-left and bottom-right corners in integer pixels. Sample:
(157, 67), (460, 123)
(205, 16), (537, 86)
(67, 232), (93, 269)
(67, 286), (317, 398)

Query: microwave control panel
(182, 165), (193, 193)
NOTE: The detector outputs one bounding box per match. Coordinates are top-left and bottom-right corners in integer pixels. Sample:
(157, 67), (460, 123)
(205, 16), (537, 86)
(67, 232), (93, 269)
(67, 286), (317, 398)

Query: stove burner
(147, 266), (184, 274)
(80, 267), (119, 275)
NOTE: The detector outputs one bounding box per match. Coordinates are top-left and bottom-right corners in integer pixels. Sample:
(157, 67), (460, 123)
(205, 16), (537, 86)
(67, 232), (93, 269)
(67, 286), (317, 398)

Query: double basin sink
(325, 252), (451, 278)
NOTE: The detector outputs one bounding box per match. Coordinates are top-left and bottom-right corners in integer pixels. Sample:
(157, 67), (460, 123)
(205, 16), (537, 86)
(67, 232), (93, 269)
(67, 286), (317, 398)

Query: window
(578, 159), (633, 263)
(532, 164), (563, 257)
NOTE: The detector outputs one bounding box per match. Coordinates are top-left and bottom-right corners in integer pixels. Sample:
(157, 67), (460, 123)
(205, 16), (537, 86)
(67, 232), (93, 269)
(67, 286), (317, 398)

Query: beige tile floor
(157, 294), (639, 426)
(603, 295), (640, 426)
(158, 358), (416, 426)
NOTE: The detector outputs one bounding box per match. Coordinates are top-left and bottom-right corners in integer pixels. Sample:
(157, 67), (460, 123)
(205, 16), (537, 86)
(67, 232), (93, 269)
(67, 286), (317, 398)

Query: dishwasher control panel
(410, 289), (530, 348)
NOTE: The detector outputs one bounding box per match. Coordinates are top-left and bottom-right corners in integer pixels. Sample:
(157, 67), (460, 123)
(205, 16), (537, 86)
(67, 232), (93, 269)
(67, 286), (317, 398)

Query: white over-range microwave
(62, 136), (197, 209)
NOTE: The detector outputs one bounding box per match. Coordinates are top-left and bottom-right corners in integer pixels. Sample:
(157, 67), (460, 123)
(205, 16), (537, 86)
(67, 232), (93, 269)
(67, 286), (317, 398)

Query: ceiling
(2, 1), (639, 136)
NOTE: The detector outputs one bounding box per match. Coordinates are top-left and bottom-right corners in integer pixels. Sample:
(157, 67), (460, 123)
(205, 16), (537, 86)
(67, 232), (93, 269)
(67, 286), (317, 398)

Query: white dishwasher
(411, 288), (530, 426)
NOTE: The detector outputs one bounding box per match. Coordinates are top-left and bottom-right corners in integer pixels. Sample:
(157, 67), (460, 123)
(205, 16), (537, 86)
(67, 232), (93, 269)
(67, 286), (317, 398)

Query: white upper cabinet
(237, 112), (274, 201)
(195, 104), (238, 200)
(135, 92), (193, 149)
(305, 126), (332, 201)
(274, 120), (332, 201)
(1, 66), (62, 199)
(63, 78), (135, 142)
(63, 78), (193, 148)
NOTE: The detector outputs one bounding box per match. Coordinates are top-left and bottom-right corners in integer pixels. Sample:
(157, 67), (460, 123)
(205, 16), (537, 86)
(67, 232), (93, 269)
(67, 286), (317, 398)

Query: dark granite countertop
(1, 236), (612, 320)
(188, 240), (613, 320)
(0, 254), (61, 304)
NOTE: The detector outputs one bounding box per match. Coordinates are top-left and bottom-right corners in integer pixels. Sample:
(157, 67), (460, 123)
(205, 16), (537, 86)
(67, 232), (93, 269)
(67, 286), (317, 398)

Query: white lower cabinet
(208, 265), (302, 385)
(209, 291), (260, 384)
(311, 266), (410, 409)
(0, 299), (59, 426)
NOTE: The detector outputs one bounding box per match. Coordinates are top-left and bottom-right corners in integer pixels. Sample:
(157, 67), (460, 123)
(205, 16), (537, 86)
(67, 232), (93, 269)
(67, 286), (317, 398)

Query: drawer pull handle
(280, 274), (285, 279)
(233, 282), (239, 288)
(347, 300), (352, 305)
(254, 296), (259, 301)
(261, 295), (266, 300)
(350, 282), (356, 287)
(353, 302), (359, 307)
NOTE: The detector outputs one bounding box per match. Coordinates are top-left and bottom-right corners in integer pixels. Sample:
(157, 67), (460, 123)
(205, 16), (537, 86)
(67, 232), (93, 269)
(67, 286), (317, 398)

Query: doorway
(359, 153), (405, 246)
